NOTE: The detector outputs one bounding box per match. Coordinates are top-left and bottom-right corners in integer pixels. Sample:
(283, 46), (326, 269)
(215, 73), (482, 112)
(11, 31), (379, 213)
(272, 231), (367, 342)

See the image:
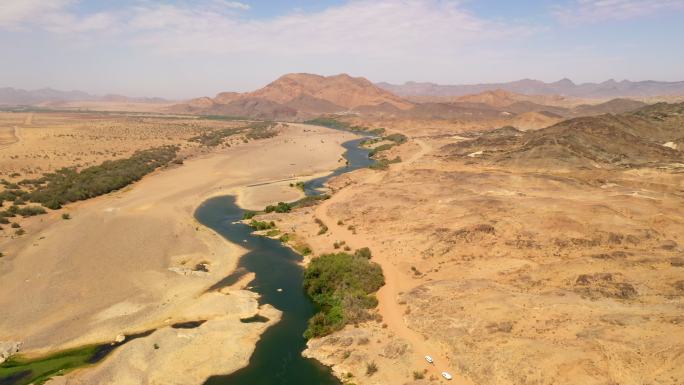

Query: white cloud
(0, 0), (74, 26)
(123, 0), (532, 57)
(0, 0), (531, 56)
(219, 1), (251, 11)
(554, 0), (684, 23)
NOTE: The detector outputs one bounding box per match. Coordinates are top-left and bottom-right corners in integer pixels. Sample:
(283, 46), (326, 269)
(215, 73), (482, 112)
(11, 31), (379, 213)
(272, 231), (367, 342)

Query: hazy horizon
(1, 0), (683, 99)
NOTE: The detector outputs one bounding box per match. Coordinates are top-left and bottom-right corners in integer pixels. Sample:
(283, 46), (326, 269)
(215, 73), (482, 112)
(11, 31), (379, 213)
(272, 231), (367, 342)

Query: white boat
(442, 372), (453, 380)
(425, 355), (433, 364)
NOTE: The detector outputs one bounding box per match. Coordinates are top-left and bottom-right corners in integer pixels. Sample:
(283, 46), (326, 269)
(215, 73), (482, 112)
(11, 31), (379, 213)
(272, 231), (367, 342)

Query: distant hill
(172, 73), (413, 119)
(444, 102), (684, 169)
(378, 79), (684, 99)
(0, 87), (169, 106)
(0, 87), (95, 105)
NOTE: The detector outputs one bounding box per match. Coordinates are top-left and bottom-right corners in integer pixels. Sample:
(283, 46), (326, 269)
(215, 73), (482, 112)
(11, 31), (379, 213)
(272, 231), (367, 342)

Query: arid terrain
(1, 73), (683, 385)
(251, 101), (684, 385)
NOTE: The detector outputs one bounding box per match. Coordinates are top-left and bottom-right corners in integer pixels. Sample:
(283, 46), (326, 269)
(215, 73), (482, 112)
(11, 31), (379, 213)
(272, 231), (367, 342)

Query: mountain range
(172, 74), (655, 122)
(0, 87), (168, 105)
(377, 79), (684, 99)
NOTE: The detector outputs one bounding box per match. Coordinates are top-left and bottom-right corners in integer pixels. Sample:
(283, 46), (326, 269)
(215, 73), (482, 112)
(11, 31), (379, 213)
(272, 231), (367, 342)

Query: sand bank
(0, 123), (356, 384)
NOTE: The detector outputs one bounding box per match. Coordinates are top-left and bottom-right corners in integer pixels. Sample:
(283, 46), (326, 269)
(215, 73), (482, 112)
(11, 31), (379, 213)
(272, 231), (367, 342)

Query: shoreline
(0, 123), (359, 384)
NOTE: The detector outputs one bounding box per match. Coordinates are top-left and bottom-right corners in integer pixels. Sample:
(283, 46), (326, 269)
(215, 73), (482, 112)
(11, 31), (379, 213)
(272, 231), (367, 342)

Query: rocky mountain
(172, 73), (413, 119)
(445, 102), (684, 169)
(378, 79), (684, 99)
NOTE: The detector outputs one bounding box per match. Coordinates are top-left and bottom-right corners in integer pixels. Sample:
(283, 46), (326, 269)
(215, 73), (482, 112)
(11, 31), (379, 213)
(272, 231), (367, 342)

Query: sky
(0, 0), (683, 99)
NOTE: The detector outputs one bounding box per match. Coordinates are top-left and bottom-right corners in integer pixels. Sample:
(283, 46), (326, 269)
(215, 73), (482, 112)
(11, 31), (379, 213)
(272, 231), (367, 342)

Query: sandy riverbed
(0, 123), (357, 384)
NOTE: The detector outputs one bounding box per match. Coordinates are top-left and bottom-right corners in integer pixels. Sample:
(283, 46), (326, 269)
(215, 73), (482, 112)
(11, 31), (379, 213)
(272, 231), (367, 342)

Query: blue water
(196, 137), (373, 385)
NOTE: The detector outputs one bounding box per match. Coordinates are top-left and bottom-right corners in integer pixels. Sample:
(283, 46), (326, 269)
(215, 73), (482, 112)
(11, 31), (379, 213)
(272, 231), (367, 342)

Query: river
(196, 137), (373, 385)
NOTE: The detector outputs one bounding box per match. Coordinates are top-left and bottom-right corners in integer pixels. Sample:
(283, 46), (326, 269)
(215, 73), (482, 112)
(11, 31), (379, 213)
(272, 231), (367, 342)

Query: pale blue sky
(0, 0), (682, 98)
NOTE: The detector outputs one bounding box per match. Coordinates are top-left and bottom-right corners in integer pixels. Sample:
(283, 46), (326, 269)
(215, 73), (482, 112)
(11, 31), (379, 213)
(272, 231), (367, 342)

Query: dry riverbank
(0, 123), (357, 384)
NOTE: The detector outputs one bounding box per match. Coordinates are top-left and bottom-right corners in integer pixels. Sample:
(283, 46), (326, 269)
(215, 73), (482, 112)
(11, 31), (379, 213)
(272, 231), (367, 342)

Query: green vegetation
(190, 127), (243, 146)
(242, 211), (257, 220)
(368, 143), (394, 157)
(291, 194), (330, 208)
(22, 146), (178, 209)
(303, 117), (350, 130)
(315, 218), (328, 235)
(303, 251), (384, 338)
(293, 242), (312, 256)
(367, 133), (408, 158)
(245, 122), (278, 140)
(249, 220), (276, 230)
(278, 233), (291, 243)
(15, 206), (46, 217)
(264, 201), (292, 213)
(384, 133), (408, 144)
(190, 121), (277, 146)
(304, 117), (385, 136)
(369, 156), (401, 170)
(354, 247), (372, 259)
(265, 229), (281, 237)
(290, 181), (306, 191)
(0, 345), (101, 385)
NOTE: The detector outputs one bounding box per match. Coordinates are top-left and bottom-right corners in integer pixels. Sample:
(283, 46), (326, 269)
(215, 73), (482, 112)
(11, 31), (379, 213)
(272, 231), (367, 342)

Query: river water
(196, 137), (373, 385)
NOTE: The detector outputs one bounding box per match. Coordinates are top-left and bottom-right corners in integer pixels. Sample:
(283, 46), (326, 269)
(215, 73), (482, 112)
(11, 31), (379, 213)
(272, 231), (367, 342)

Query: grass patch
(303, 251), (384, 338)
(265, 229), (281, 237)
(0, 331), (153, 385)
(0, 345), (101, 385)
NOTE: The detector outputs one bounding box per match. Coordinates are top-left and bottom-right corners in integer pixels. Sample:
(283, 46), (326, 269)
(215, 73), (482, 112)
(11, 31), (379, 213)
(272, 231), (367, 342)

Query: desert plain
(0, 73), (683, 385)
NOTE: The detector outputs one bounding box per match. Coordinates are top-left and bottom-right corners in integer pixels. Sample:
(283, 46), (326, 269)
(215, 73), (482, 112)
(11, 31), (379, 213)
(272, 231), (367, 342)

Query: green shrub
(242, 211), (257, 220)
(384, 133), (408, 144)
(265, 201), (292, 213)
(294, 243), (312, 256)
(25, 146), (178, 209)
(354, 247), (372, 259)
(279, 233), (291, 243)
(16, 206), (46, 217)
(249, 220), (276, 230)
(62, 213), (71, 220)
(315, 218), (328, 235)
(369, 157), (401, 170)
(368, 143), (395, 158)
(303, 252), (384, 338)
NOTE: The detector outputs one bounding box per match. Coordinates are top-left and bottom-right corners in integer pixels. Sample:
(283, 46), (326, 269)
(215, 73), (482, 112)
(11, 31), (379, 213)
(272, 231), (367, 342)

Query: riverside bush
(24, 146), (178, 209)
(303, 252), (384, 338)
